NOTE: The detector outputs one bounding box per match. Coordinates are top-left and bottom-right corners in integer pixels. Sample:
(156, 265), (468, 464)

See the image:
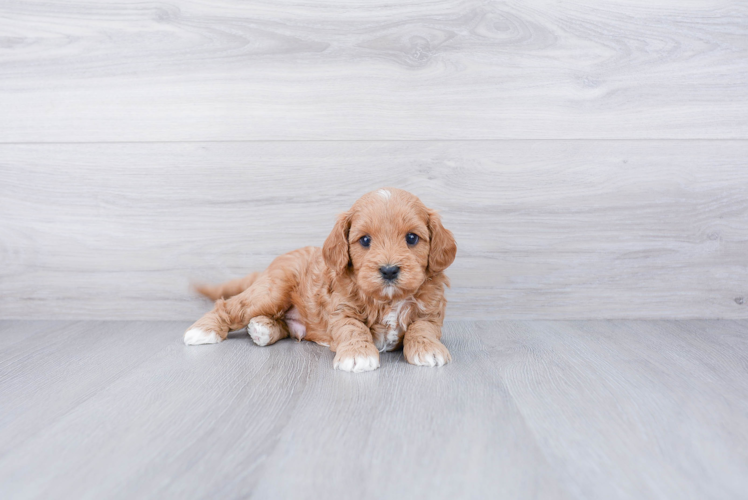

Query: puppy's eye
(406, 233), (419, 246)
(359, 235), (371, 248)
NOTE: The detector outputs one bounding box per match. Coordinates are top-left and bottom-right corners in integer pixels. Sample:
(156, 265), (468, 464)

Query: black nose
(379, 265), (400, 281)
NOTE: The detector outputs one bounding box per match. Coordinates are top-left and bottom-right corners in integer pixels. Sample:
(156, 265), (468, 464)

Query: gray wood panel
(0, 321), (323, 499)
(1, 141), (746, 320)
(0, 321), (173, 457)
(0, 0), (746, 141)
(482, 320), (748, 499)
(249, 322), (569, 500)
(1, 320), (747, 499)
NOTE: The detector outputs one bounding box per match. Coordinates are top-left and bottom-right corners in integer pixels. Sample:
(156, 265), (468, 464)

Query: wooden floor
(1, 320), (747, 499)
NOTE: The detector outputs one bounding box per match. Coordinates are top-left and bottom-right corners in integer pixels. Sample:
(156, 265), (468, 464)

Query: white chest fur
(376, 298), (416, 352)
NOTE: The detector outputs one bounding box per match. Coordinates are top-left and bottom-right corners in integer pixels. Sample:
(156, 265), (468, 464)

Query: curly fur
(185, 188), (457, 372)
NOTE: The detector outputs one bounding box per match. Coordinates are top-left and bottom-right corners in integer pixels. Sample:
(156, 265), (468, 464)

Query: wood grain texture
(249, 322), (570, 500)
(482, 320), (748, 499)
(1, 141), (746, 320)
(0, 321), (173, 458)
(0, 321), (322, 499)
(0, 0), (746, 141)
(1, 320), (747, 499)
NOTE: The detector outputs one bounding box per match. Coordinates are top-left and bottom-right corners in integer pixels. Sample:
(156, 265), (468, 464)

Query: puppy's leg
(330, 317), (380, 373)
(247, 315), (289, 347)
(403, 320), (451, 367)
(184, 270), (293, 345)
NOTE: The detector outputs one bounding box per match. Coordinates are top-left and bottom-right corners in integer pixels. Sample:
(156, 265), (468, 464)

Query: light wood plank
(249, 323), (571, 499)
(0, 320), (75, 351)
(0, 0), (746, 141)
(485, 320), (748, 499)
(0, 321), (176, 459)
(1, 320), (747, 499)
(1, 141), (746, 320)
(0, 321), (574, 499)
(0, 321), (322, 499)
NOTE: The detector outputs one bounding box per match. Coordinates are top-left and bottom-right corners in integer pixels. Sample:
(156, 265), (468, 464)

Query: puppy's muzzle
(379, 265), (400, 282)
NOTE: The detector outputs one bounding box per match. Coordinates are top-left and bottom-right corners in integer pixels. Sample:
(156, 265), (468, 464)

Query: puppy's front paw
(184, 327), (223, 345)
(334, 341), (380, 373)
(404, 337), (451, 367)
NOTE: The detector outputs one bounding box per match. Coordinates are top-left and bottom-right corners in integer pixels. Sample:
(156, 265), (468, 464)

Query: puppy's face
(323, 188), (456, 300)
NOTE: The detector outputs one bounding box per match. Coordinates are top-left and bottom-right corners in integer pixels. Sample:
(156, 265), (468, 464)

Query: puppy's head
(323, 188), (456, 300)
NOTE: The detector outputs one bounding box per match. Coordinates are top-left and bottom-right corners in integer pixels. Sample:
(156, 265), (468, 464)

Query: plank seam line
(1, 139), (747, 145)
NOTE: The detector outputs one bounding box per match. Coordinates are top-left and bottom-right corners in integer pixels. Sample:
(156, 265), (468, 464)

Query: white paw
(334, 354), (380, 373)
(248, 319), (271, 346)
(410, 351), (447, 367)
(184, 328), (222, 345)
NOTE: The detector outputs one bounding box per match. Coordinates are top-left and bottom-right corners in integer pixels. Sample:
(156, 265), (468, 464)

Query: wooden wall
(1, 1), (746, 320)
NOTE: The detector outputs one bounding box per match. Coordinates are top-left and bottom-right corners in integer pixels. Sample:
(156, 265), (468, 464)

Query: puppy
(184, 188), (457, 373)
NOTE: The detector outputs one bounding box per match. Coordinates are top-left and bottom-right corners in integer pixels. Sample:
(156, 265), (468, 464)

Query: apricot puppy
(184, 188), (457, 373)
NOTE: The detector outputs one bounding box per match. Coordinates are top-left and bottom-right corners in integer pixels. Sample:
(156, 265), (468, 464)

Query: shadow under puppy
(184, 187), (457, 373)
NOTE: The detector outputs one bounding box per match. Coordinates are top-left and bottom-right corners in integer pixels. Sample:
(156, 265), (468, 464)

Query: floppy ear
(323, 211), (352, 273)
(427, 209), (457, 274)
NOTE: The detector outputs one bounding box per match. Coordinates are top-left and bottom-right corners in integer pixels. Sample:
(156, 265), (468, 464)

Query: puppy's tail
(193, 272), (260, 301)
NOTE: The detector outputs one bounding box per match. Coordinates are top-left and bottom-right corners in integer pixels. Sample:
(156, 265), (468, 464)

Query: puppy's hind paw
(248, 319), (272, 346)
(184, 327), (223, 345)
